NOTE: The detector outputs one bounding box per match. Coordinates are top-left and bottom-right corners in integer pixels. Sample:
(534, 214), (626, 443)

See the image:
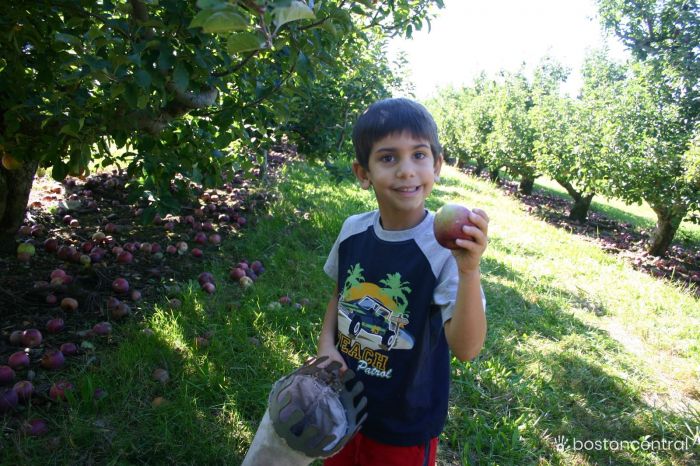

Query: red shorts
(323, 432), (438, 466)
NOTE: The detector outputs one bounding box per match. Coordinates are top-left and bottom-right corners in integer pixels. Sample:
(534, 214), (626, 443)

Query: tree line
(426, 0), (699, 257)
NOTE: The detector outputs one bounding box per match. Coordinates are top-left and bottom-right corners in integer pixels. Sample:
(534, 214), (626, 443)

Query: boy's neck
(377, 208), (428, 231)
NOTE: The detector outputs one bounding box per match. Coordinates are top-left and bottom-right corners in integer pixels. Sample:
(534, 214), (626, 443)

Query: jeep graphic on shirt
(337, 264), (415, 352)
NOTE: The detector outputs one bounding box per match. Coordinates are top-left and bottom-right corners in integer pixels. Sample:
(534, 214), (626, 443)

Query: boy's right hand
(316, 345), (348, 375)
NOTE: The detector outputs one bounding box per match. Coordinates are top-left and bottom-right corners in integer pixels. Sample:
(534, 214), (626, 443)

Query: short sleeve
(323, 234), (341, 283)
(434, 256), (487, 324)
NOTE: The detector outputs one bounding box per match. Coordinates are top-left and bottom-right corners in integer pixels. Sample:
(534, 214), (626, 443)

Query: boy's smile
(353, 131), (442, 230)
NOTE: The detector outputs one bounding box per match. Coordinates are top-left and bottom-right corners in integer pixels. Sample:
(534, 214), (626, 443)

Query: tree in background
(0, 0), (443, 255)
(596, 0), (699, 255)
(531, 53), (619, 222)
(487, 71), (537, 194)
(426, 86), (469, 166)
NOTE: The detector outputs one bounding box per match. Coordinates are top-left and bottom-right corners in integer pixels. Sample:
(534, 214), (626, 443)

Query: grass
(3, 161), (700, 465)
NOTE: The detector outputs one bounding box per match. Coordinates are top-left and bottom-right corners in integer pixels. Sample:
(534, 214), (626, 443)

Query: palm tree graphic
(343, 263), (365, 297)
(379, 273), (411, 316)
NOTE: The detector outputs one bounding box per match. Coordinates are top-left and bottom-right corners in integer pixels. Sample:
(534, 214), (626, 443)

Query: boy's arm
(444, 269), (487, 361)
(443, 208), (489, 362)
(317, 285), (348, 372)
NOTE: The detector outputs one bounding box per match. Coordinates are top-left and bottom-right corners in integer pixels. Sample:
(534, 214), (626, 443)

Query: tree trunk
(0, 160), (39, 256)
(488, 168), (500, 183)
(518, 175), (535, 195)
(555, 179), (595, 222)
(648, 204), (685, 257)
(474, 157), (486, 176)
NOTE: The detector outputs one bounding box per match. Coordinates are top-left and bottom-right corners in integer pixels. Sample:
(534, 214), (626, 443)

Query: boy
(318, 98), (489, 466)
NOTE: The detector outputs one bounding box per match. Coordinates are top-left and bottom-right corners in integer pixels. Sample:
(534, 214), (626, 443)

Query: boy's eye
(379, 154), (395, 163)
(414, 152), (428, 159)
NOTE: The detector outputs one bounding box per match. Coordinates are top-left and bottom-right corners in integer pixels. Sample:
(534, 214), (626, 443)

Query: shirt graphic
(338, 264), (415, 355)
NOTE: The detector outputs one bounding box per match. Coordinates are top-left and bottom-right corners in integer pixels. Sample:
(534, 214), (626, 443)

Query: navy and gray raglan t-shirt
(324, 209), (486, 446)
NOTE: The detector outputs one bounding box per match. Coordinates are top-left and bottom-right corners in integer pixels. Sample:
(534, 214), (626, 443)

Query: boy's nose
(395, 160), (415, 178)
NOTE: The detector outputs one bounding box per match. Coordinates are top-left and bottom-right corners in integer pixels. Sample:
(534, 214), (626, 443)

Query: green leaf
(202, 9), (249, 34)
(196, 0), (226, 8)
(135, 69), (152, 89)
(60, 123), (80, 139)
(173, 62), (189, 91)
(54, 32), (81, 48)
(52, 163), (69, 181)
(227, 32), (264, 54)
(273, 1), (315, 28)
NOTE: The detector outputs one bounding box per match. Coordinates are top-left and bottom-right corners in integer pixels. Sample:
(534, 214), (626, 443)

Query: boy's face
(353, 131), (442, 230)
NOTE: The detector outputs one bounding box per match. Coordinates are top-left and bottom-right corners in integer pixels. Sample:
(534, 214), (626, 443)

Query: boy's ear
(352, 161), (372, 190)
(434, 153), (444, 181)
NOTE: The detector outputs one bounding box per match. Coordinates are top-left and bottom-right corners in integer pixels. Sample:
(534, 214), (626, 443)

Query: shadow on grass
(531, 181), (658, 232)
(446, 256), (699, 465)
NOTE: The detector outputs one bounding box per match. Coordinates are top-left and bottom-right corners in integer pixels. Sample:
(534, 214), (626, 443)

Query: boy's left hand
(452, 208), (489, 274)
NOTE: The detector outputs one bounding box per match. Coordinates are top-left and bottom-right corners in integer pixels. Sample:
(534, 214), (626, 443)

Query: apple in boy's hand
(433, 204), (475, 250)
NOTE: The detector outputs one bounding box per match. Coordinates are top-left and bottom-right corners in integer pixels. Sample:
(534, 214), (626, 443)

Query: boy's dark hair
(351, 98), (442, 170)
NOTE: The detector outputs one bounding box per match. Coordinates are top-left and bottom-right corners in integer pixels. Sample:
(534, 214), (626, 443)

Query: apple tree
(426, 86), (472, 167)
(598, 62), (695, 255)
(0, 0), (443, 255)
(530, 53), (622, 222)
(595, 0), (699, 256)
(487, 72), (537, 194)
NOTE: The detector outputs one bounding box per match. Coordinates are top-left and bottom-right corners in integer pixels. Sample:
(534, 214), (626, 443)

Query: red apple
(229, 267), (246, 280)
(49, 380), (74, 401)
(21, 329), (42, 348)
(13, 380), (34, 402)
(44, 238), (59, 253)
(22, 418), (49, 436)
(59, 342), (78, 356)
(279, 296), (292, 305)
(433, 204), (475, 250)
(198, 272), (215, 285)
(0, 365), (15, 384)
(41, 350), (65, 370)
(112, 278), (129, 294)
(250, 260), (264, 274)
(46, 318), (64, 333)
(9, 330), (23, 346)
(50, 269), (67, 281)
(117, 251), (133, 264)
(111, 302), (130, 319)
(92, 322), (112, 335)
(201, 282), (215, 294)
(8, 351), (30, 369)
(0, 388), (18, 412)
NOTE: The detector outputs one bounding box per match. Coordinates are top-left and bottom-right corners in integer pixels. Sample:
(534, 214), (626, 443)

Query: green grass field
(4, 161), (699, 465)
